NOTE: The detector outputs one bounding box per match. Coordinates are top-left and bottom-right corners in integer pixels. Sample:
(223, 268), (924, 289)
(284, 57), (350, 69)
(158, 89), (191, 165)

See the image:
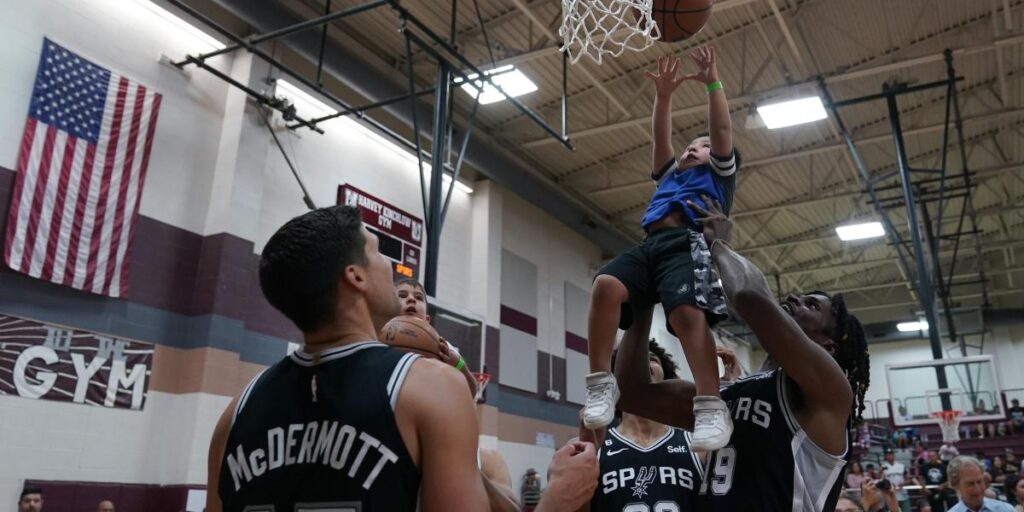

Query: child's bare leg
(668, 303), (731, 451)
(583, 274), (629, 429)
(667, 304), (720, 397)
(587, 275), (628, 374)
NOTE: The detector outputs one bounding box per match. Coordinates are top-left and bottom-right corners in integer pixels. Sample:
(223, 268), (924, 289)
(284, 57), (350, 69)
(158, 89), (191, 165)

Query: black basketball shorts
(595, 227), (728, 330)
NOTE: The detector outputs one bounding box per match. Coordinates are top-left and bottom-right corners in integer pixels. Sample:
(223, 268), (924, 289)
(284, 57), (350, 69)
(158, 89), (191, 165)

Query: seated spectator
(1004, 474), (1024, 512)
(913, 441), (929, 466)
(992, 456), (1010, 484)
(1007, 449), (1020, 473)
(974, 424), (987, 439)
(847, 461), (867, 490)
(866, 463), (879, 480)
(18, 487), (43, 512)
(897, 405), (912, 423)
(915, 498), (933, 512)
(920, 450), (958, 511)
(976, 399), (989, 415)
(977, 451), (992, 472)
(1008, 398), (1024, 431)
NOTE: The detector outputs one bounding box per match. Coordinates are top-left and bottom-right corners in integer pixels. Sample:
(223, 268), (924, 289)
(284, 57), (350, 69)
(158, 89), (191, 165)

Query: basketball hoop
(559, 0), (660, 65)
(472, 372), (491, 403)
(930, 410), (963, 443)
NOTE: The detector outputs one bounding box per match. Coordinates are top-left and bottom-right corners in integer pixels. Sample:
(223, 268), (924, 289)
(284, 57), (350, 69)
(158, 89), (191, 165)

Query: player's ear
(342, 263), (369, 292)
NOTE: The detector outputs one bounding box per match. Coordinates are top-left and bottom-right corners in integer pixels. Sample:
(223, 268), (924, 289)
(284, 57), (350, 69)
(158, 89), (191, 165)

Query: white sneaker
(583, 372), (620, 429)
(690, 396), (732, 451)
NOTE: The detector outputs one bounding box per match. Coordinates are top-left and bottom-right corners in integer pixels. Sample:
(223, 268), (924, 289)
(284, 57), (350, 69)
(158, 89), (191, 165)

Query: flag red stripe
(103, 85), (146, 295)
(18, 126), (58, 272)
(61, 142), (97, 287)
(4, 118), (38, 265)
(39, 135), (79, 282)
(83, 77), (129, 292)
(116, 92), (161, 296)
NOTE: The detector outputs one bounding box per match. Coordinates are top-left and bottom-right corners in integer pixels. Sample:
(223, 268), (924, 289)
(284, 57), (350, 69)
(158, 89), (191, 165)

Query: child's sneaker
(690, 396), (732, 451)
(583, 372), (620, 429)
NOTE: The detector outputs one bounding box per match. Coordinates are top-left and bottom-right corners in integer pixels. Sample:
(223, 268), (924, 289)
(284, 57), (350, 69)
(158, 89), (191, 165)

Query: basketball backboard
(886, 355), (1003, 426)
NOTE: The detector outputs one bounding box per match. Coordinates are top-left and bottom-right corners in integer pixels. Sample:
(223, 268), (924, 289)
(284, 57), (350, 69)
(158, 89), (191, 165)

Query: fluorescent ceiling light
(897, 321), (929, 332)
(274, 80), (472, 194)
(135, 0), (225, 51)
(457, 65), (538, 105)
(835, 221), (885, 241)
(756, 96), (828, 129)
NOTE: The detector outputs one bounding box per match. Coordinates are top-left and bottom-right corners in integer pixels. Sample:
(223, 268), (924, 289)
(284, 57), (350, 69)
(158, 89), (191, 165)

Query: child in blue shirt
(583, 46), (738, 451)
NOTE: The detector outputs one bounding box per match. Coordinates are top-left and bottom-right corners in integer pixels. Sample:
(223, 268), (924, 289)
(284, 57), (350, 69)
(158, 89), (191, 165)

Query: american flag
(4, 39), (162, 298)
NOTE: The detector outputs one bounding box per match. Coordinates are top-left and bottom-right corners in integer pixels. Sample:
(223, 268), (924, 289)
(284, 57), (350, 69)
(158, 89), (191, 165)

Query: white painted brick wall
(0, 391), (230, 507)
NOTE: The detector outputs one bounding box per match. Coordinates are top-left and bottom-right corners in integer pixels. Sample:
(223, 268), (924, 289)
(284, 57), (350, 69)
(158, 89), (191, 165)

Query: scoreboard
(338, 184), (423, 280)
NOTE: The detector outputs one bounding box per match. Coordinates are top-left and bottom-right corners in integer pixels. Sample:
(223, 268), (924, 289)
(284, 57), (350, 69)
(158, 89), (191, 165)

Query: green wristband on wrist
(705, 81), (723, 93)
(455, 357), (466, 371)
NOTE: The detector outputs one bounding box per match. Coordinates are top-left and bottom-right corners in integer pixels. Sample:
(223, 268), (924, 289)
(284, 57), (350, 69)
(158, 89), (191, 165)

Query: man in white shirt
(882, 450), (911, 512)
(947, 456), (1014, 512)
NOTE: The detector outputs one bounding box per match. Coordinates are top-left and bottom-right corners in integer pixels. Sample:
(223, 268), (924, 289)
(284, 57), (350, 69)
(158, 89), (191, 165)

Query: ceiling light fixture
(756, 96), (828, 129)
(456, 65), (538, 105)
(897, 321), (929, 332)
(835, 221), (885, 241)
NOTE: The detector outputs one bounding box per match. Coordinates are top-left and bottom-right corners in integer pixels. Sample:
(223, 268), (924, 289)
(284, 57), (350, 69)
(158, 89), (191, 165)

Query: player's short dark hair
(19, 486), (42, 501)
(809, 290), (870, 442)
(611, 339), (679, 380)
(259, 205), (367, 332)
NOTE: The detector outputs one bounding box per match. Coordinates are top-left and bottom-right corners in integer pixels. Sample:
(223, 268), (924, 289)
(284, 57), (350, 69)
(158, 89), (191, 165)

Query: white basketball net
(559, 0), (660, 65)
(933, 411), (962, 443)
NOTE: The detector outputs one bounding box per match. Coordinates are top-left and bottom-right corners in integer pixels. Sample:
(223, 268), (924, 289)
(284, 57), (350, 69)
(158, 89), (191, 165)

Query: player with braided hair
(612, 196), (870, 512)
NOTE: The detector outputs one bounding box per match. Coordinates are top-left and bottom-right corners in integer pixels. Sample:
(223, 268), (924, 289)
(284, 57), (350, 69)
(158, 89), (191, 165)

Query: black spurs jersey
(592, 426), (703, 512)
(698, 369), (849, 512)
(218, 341), (421, 512)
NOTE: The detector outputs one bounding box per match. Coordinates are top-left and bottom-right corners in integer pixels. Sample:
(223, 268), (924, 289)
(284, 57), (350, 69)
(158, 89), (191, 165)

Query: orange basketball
(654, 0), (713, 42)
(379, 316), (443, 359)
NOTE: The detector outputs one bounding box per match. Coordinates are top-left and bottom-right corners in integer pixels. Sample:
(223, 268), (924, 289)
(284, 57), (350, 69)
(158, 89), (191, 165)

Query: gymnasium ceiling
(191, 0), (1023, 327)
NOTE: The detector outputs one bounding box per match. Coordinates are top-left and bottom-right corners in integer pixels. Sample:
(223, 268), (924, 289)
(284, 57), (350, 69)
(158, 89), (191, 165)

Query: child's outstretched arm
(646, 56), (686, 180)
(687, 46), (733, 158)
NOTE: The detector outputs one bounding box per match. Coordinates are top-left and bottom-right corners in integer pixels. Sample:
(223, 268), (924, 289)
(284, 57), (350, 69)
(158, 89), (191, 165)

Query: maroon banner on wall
(0, 314), (153, 410)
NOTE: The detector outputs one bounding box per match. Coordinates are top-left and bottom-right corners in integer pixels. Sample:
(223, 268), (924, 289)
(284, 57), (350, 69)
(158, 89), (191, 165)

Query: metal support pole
(562, 51), (569, 139)
(288, 87), (437, 129)
(425, 63), (451, 297)
(401, 24), (429, 220)
(944, 49), (989, 309)
(183, 56), (323, 133)
(315, 0), (332, 85)
(920, 189), (960, 347)
(819, 80), (917, 293)
(440, 97), (480, 228)
(165, 0), (420, 155)
(885, 84), (950, 406)
(396, 7), (574, 150)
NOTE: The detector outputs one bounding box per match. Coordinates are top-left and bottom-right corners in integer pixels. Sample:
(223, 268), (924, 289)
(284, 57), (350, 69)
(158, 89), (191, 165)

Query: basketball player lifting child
(583, 45), (738, 452)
